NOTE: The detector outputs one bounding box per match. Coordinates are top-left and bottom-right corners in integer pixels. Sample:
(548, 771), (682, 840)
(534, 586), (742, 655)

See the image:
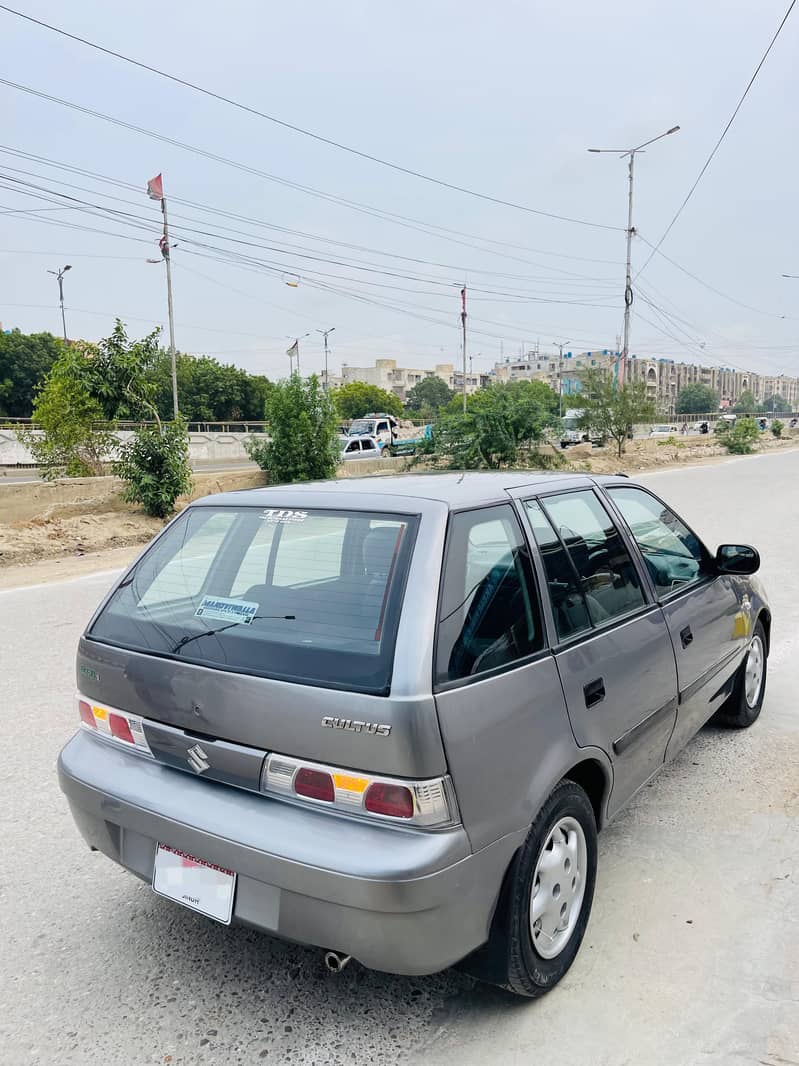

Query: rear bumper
(58, 731), (524, 975)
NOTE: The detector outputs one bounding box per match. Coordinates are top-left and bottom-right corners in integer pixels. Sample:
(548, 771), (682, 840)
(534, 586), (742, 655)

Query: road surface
(1, 450), (797, 1065)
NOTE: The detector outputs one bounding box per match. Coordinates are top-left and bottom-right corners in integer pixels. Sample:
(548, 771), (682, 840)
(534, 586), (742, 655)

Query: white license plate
(152, 843), (236, 924)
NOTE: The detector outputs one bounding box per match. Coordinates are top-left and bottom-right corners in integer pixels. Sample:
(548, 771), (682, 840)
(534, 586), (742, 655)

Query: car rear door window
(436, 505), (544, 685)
(525, 490), (645, 639)
(524, 500), (591, 640)
(607, 486), (709, 597)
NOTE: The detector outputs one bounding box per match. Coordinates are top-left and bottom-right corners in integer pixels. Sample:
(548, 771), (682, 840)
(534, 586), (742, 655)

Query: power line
(0, 4), (621, 231)
(636, 0), (797, 277)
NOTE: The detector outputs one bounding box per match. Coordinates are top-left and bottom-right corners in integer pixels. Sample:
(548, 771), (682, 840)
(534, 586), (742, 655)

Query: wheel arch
(757, 607), (771, 654)
(562, 757), (612, 830)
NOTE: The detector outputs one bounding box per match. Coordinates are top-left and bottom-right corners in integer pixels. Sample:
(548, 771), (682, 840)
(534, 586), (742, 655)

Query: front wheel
(711, 620), (767, 729)
(493, 780), (597, 997)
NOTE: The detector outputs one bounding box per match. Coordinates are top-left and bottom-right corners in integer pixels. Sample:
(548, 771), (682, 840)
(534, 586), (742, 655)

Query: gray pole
(58, 273), (67, 341)
(161, 196), (179, 418)
(461, 286), (467, 413)
(316, 327), (335, 390)
(620, 151), (635, 389)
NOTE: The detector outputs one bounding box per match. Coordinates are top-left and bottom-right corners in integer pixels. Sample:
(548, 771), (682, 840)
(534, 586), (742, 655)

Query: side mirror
(716, 544), (760, 575)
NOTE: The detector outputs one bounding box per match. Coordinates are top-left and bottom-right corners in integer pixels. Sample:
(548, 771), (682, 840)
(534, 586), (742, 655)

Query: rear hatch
(79, 501), (447, 784)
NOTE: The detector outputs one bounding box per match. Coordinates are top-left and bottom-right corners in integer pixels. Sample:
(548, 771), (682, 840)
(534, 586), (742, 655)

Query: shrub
(246, 374), (338, 483)
(113, 418), (192, 518)
(771, 419), (784, 438)
(717, 417), (760, 455)
(18, 374), (115, 480)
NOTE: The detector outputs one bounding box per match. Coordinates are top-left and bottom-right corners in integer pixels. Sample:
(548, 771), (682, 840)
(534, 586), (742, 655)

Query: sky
(2, 0), (798, 382)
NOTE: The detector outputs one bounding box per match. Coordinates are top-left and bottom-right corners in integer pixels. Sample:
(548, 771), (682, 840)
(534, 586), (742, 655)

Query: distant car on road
(59, 473), (770, 997)
(340, 435), (388, 460)
(649, 424), (678, 438)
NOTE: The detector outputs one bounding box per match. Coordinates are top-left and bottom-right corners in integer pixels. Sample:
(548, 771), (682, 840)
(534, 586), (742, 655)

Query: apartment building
(339, 358), (483, 400)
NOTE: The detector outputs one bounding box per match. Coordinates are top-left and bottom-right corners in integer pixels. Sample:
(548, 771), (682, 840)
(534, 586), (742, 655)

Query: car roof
(198, 471), (632, 511)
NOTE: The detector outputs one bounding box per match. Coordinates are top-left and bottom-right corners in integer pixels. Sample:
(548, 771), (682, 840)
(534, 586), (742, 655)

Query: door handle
(583, 677), (605, 708)
(680, 625), (693, 648)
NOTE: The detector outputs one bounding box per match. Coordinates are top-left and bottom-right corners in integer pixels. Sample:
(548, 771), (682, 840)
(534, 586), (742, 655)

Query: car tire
(710, 620), (767, 729)
(496, 780), (598, 998)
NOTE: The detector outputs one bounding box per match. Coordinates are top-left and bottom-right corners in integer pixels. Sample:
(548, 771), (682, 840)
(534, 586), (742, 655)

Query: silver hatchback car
(59, 472), (770, 996)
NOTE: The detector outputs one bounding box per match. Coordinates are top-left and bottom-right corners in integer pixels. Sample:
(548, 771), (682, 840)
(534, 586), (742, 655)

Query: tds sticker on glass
(261, 509), (308, 523)
(195, 596), (258, 625)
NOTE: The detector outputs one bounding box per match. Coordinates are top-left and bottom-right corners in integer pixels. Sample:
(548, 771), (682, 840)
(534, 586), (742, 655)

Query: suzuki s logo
(187, 744), (210, 774)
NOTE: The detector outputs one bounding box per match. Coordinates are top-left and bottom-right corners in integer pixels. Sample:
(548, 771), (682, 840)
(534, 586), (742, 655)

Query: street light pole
(316, 327), (335, 390)
(460, 285), (467, 413)
(47, 264), (72, 341)
(589, 125), (680, 387)
(553, 340), (570, 418)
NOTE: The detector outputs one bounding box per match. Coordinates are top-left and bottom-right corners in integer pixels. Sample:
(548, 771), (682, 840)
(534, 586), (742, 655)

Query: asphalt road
(1, 450), (797, 1066)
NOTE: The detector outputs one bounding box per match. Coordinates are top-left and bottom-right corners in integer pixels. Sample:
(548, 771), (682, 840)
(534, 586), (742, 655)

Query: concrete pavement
(0, 449), (797, 1065)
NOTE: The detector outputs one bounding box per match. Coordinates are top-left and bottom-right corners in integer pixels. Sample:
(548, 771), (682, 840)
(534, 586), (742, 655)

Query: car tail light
(75, 694), (152, 757)
(364, 782), (413, 818)
(262, 754), (458, 828)
(294, 767), (335, 802)
(78, 700), (96, 728)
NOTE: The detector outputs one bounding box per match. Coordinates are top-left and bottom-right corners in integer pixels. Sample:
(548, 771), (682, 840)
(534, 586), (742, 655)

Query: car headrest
(362, 527), (401, 579)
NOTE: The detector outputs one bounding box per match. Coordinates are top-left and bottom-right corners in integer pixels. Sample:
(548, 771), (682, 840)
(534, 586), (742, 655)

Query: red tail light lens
(364, 782), (414, 819)
(78, 700), (96, 728)
(294, 767), (335, 802)
(108, 712), (135, 745)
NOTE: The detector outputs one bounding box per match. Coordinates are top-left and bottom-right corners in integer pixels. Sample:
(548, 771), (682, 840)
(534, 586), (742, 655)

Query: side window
(436, 505), (544, 685)
(524, 500), (591, 641)
(607, 486), (708, 597)
(534, 490), (646, 633)
(345, 440), (360, 454)
(361, 439), (377, 452)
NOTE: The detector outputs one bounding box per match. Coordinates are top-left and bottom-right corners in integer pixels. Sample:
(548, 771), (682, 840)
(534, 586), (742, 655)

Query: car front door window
(607, 486), (709, 597)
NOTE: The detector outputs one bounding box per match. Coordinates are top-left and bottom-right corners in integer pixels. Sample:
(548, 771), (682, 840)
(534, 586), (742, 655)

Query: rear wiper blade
(170, 614), (295, 654)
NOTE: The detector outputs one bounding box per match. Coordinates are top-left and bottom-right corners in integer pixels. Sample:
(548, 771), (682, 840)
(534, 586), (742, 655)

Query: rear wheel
(495, 780), (597, 997)
(711, 620), (767, 729)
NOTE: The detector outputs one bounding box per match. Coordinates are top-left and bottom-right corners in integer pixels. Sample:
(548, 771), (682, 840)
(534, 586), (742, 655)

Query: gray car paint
(58, 471), (769, 977)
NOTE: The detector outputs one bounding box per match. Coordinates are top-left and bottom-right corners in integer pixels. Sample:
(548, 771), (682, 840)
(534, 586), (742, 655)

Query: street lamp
(588, 125), (680, 386)
(316, 327), (335, 391)
(47, 264), (72, 341)
(553, 339), (570, 417)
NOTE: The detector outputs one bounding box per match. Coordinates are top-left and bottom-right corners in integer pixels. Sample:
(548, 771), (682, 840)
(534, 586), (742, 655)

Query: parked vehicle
(340, 435), (389, 460)
(560, 409), (602, 448)
(59, 473), (769, 997)
(384, 424), (433, 456)
(649, 424), (678, 438)
(347, 413), (398, 449)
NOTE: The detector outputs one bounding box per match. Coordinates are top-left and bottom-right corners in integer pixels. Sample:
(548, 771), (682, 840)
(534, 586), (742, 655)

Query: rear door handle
(583, 677), (605, 708)
(680, 625), (693, 648)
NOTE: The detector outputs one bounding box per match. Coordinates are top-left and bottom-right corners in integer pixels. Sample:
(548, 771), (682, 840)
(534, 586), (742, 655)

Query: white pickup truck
(347, 413), (399, 450)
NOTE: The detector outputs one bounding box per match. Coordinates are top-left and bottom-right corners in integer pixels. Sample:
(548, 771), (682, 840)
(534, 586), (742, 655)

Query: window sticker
(260, 509), (309, 523)
(195, 595), (259, 625)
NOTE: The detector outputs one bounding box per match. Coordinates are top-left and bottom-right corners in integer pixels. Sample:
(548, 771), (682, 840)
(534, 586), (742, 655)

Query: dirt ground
(2, 434), (798, 576)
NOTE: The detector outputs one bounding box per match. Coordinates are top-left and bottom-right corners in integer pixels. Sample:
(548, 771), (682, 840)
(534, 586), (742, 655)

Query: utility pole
(589, 125), (680, 387)
(553, 339), (570, 418)
(147, 173), (179, 417)
(460, 285), (467, 413)
(286, 333), (310, 376)
(316, 327), (335, 390)
(47, 264), (72, 341)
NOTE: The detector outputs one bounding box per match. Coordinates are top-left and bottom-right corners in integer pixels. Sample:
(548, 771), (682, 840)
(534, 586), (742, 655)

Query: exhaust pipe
(323, 950), (352, 974)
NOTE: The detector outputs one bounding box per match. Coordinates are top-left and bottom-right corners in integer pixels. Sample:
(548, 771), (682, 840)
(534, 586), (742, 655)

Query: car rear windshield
(88, 505), (418, 694)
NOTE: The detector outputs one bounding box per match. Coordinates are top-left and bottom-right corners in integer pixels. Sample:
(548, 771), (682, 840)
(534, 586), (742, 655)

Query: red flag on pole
(146, 173), (164, 200)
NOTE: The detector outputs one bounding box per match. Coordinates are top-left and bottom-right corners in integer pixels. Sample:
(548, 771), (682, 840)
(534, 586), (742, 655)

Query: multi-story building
(492, 350), (619, 400)
(339, 358), (483, 400)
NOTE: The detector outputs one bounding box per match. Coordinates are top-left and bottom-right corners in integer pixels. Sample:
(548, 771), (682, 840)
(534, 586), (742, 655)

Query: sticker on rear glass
(195, 595), (258, 625)
(260, 509), (308, 523)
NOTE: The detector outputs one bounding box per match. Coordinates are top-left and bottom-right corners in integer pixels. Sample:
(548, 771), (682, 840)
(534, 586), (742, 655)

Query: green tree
(0, 329), (64, 418)
(113, 416), (192, 517)
(732, 389), (758, 414)
(675, 383), (719, 415)
(245, 374), (338, 483)
(576, 369), (656, 457)
(433, 380), (560, 469)
(19, 373), (115, 479)
(333, 381), (403, 420)
(405, 376), (453, 415)
(716, 416), (760, 454)
(762, 394), (791, 415)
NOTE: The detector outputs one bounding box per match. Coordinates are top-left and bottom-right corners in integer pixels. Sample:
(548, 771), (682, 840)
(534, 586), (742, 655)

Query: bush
(771, 419), (784, 438)
(717, 417), (759, 455)
(113, 418), (192, 518)
(246, 374), (338, 484)
(18, 374), (115, 480)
